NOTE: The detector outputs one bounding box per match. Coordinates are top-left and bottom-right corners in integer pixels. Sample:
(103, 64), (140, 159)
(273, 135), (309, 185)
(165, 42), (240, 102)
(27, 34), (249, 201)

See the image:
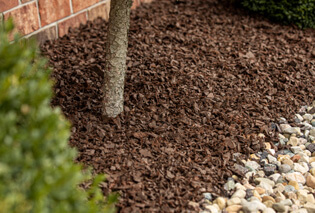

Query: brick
(72, 0), (99, 13)
(88, 2), (109, 21)
(58, 12), (87, 37)
(21, 0), (34, 3)
(131, 0), (141, 10)
(4, 2), (39, 36)
(38, 0), (71, 26)
(0, 0), (18, 13)
(29, 25), (57, 44)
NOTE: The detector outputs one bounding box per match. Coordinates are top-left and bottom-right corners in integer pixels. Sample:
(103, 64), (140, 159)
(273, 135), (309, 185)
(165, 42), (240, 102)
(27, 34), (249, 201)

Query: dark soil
(41, 0), (315, 212)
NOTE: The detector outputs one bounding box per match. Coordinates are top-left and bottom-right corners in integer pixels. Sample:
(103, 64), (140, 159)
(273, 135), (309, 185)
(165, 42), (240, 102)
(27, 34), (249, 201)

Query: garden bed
(41, 0), (315, 211)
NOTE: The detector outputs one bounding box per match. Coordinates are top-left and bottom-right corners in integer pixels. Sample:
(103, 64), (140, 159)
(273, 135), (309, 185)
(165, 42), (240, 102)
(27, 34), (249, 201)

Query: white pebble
(304, 202), (315, 213)
(269, 173), (281, 182)
(303, 114), (313, 121)
(267, 149), (276, 155)
(293, 163), (309, 174)
(290, 208), (308, 213)
(235, 183), (246, 191)
(304, 150), (311, 157)
(263, 207), (276, 213)
(285, 172), (306, 184)
(227, 197), (241, 206)
(258, 181), (273, 194)
(290, 146), (303, 154)
(299, 138), (308, 145)
(288, 136), (300, 146)
(298, 153), (310, 163)
(241, 199), (266, 213)
(205, 205), (219, 213)
(232, 189), (246, 199)
(280, 124), (291, 131)
(267, 154), (277, 163)
(295, 114), (304, 122)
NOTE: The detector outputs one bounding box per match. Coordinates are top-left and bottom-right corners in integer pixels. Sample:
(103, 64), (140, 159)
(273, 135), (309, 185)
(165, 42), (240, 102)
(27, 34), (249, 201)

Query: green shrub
(0, 20), (116, 213)
(239, 0), (315, 28)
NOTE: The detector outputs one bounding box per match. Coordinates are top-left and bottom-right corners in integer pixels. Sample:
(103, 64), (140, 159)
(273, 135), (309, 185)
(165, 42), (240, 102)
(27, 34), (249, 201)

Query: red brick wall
(0, 0), (152, 43)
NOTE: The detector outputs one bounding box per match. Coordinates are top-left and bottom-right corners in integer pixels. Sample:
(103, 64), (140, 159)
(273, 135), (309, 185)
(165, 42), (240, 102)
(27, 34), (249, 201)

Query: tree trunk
(102, 0), (132, 118)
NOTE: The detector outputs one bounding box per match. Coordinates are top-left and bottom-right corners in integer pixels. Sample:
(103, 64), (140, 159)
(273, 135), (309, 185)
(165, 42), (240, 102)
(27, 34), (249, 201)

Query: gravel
(200, 102), (315, 212)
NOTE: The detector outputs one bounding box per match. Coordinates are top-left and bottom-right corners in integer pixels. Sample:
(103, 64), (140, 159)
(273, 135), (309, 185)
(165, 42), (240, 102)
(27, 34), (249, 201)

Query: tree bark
(102, 0), (132, 118)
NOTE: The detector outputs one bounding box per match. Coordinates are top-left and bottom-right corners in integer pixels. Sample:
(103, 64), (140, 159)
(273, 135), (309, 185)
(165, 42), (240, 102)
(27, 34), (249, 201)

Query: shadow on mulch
(41, 0), (315, 212)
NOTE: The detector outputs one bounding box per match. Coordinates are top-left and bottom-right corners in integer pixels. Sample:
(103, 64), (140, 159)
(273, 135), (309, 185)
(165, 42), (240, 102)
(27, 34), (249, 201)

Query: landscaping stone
(241, 199), (266, 213)
(214, 197), (226, 210)
(279, 164), (292, 173)
(304, 202), (315, 213)
(306, 174), (315, 189)
(285, 172), (306, 184)
(306, 143), (315, 152)
(264, 164), (276, 176)
(225, 204), (242, 212)
(272, 203), (286, 212)
(198, 104), (315, 212)
(227, 197), (241, 206)
(231, 189), (246, 199)
(263, 208), (276, 213)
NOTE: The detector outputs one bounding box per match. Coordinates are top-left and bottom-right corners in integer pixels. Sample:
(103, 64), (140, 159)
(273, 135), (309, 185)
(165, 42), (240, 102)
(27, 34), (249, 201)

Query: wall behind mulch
(0, 0), (152, 43)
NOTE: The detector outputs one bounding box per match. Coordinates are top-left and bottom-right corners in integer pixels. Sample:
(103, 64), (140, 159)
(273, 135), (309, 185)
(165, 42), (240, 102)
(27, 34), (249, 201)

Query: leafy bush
(0, 20), (116, 213)
(239, 0), (315, 28)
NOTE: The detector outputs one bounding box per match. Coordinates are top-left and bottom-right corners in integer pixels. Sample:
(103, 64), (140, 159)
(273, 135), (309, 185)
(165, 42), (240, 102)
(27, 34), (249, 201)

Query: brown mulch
(41, 0), (315, 212)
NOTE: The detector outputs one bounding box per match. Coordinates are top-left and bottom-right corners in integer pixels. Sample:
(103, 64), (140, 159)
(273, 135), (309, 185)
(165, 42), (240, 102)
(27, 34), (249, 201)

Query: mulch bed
(41, 0), (315, 212)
